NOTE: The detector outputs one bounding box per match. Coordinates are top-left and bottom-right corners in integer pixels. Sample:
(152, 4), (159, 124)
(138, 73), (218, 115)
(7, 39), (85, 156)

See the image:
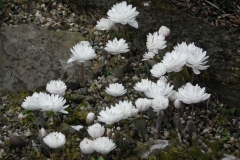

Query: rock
(8, 136), (28, 148)
(0, 24), (94, 95)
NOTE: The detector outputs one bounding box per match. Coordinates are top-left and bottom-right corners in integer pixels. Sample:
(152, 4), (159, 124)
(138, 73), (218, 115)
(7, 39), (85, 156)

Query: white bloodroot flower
(150, 62), (167, 78)
(87, 123), (105, 139)
(93, 137), (116, 154)
(43, 132), (66, 149)
(105, 83), (127, 97)
(80, 138), (95, 154)
(146, 32), (166, 53)
(142, 52), (155, 61)
(144, 80), (173, 98)
(151, 96), (169, 112)
(135, 98), (152, 112)
(95, 18), (115, 31)
(21, 92), (41, 110)
(97, 106), (124, 125)
(173, 42), (209, 74)
(158, 26), (170, 37)
(186, 46), (209, 74)
(67, 41), (97, 63)
(86, 112), (96, 124)
(46, 80), (67, 96)
(38, 93), (69, 114)
(176, 83), (210, 104)
(162, 50), (187, 73)
(107, 1), (139, 28)
(104, 38), (129, 55)
(134, 78), (152, 92)
(115, 100), (138, 119)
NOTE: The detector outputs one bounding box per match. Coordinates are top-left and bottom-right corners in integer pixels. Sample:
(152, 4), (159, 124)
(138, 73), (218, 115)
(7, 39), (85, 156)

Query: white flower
(67, 41), (97, 63)
(142, 52), (155, 61)
(135, 98), (151, 112)
(105, 83), (127, 97)
(174, 42), (209, 74)
(21, 92), (41, 110)
(80, 138), (95, 154)
(144, 80), (173, 98)
(162, 50), (187, 73)
(151, 97), (169, 112)
(97, 106), (124, 125)
(134, 78), (152, 92)
(104, 38), (129, 55)
(43, 132), (66, 149)
(158, 26), (170, 37)
(71, 125), (84, 131)
(87, 123), (105, 139)
(86, 112), (95, 124)
(115, 100), (138, 119)
(150, 62), (166, 78)
(176, 83), (210, 104)
(146, 32), (166, 53)
(95, 18), (115, 31)
(93, 137), (116, 154)
(38, 93), (69, 114)
(107, 1), (139, 28)
(46, 80), (67, 96)
(186, 47), (209, 74)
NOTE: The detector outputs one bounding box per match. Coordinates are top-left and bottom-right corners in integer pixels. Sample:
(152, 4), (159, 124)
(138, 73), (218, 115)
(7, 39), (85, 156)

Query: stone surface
(0, 24), (93, 95)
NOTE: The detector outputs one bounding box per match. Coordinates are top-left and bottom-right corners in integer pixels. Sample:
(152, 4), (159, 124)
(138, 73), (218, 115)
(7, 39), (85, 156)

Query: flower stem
(104, 31), (109, 47)
(122, 25), (126, 40)
(191, 104), (194, 121)
(81, 63), (85, 87)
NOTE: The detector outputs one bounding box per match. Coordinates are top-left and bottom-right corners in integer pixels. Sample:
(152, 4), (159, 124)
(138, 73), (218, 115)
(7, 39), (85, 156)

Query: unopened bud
(86, 112), (95, 124)
(174, 99), (182, 109)
(39, 128), (47, 137)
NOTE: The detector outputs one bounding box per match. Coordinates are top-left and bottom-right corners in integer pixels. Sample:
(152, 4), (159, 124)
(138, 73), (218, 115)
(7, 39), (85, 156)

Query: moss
(157, 145), (194, 160)
(213, 114), (229, 126)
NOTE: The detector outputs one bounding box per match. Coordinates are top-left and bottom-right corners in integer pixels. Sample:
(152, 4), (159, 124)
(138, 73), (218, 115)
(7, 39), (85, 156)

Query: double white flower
(146, 32), (166, 53)
(105, 38), (129, 55)
(67, 41), (97, 63)
(174, 42), (209, 74)
(105, 83), (127, 97)
(43, 132), (66, 149)
(176, 83), (210, 104)
(21, 92), (69, 114)
(95, 18), (115, 31)
(46, 80), (67, 96)
(107, 1), (139, 28)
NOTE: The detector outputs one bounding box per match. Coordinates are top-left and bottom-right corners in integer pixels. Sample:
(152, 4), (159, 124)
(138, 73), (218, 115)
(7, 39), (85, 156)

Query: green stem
(81, 63), (85, 87)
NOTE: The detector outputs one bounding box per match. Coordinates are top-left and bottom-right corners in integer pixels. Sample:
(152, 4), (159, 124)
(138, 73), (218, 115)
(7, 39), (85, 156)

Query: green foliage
(190, 140), (223, 160)
(158, 145), (194, 160)
(213, 114), (229, 126)
(91, 156), (105, 160)
(110, 31), (122, 40)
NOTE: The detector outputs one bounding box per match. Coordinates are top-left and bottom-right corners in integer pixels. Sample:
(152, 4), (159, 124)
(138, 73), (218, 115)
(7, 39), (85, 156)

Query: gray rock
(0, 24), (93, 95)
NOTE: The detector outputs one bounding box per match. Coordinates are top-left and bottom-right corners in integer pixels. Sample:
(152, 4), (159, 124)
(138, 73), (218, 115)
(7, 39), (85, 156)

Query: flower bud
(80, 138), (95, 154)
(159, 26), (170, 37)
(86, 112), (95, 124)
(39, 128), (47, 137)
(174, 99), (182, 109)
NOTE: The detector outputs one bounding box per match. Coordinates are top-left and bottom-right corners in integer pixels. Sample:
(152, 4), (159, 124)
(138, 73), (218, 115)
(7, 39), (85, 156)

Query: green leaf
(91, 157), (96, 160)
(98, 157), (105, 160)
